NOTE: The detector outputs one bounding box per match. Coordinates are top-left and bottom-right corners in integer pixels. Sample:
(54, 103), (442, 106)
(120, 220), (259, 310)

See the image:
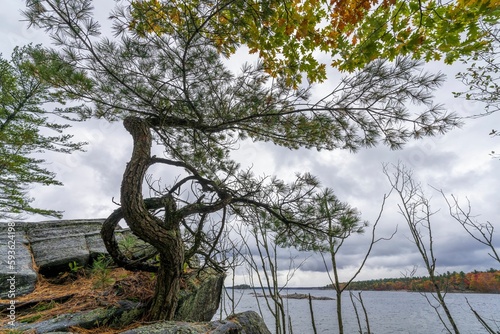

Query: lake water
(218, 289), (500, 333)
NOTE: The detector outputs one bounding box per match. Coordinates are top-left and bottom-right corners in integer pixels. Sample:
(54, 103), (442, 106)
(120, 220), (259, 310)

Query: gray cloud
(2, 2), (498, 286)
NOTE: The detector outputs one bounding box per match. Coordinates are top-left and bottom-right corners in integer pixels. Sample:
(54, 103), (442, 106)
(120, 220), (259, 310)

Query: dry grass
(0, 267), (156, 333)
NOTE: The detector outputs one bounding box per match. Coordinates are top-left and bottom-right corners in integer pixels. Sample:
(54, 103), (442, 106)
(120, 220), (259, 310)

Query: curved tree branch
(101, 196), (178, 273)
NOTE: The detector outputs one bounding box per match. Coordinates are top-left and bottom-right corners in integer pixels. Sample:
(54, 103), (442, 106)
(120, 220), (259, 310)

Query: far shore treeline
(230, 269), (500, 293)
(336, 269), (500, 293)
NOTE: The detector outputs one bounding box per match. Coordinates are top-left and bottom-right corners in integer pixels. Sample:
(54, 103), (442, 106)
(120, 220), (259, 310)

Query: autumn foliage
(128, 0), (500, 86)
(344, 269), (500, 293)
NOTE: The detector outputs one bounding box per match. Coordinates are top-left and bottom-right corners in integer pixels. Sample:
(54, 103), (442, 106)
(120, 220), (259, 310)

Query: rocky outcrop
(3, 303), (270, 334)
(0, 219), (226, 323)
(0, 219), (126, 298)
(0, 223), (37, 298)
(121, 311), (271, 334)
(4, 300), (142, 333)
(217, 311), (273, 334)
(26, 219), (110, 275)
(176, 267), (225, 322)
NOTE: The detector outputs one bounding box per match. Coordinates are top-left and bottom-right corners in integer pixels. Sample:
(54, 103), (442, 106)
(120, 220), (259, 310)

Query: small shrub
(91, 255), (115, 289)
(68, 261), (84, 273)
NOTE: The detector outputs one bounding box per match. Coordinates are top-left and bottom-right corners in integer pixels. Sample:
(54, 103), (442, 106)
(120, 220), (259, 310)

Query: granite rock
(0, 219), (117, 297)
(120, 311), (271, 334)
(0, 222), (37, 298)
(176, 267), (225, 322)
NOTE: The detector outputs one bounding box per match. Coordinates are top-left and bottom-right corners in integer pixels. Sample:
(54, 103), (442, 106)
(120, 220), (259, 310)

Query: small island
(251, 292), (334, 300)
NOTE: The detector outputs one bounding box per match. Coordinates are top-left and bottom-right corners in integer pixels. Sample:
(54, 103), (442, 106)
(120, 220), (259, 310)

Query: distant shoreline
(226, 286), (500, 294)
(226, 286), (331, 290)
(228, 269), (500, 294)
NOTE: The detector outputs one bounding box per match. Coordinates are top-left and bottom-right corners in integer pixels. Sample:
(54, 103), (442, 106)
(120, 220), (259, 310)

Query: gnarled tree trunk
(120, 116), (184, 320)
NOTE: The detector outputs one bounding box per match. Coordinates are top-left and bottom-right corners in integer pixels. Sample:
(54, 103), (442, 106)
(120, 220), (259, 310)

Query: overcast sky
(1, 1), (499, 287)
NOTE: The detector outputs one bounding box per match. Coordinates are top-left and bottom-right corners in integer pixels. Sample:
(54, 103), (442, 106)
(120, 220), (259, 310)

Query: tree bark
(120, 116), (184, 320)
(101, 198), (168, 273)
(150, 246), (184, 320)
